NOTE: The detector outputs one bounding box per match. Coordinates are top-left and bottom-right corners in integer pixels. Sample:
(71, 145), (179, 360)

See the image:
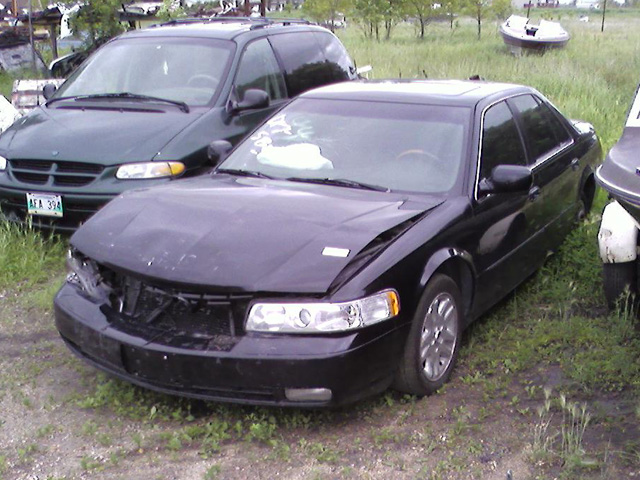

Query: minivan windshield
(55, 37), (234, 107)
(219, 98), (470, 194)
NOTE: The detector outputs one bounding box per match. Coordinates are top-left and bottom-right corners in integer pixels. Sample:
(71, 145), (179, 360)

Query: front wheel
(602, 262), (637, 310)
(393, 274), (463, 396)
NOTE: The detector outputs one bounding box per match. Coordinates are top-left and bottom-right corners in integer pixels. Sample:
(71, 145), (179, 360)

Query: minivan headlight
(0, 155), (6, 171)
(246, 290), (400, 333)
(116, 161), (185, 180)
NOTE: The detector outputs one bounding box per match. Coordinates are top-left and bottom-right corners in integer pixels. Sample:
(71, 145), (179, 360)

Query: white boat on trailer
(500, 15), (570, 53)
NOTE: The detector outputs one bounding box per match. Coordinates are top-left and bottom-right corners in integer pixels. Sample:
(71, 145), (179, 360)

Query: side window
(234, 39), (286, 102)
(480, 101), (527, 181)
(509, 94), (572, 163)
(270, 32), (333, 97)
(313, 32), (355, 81)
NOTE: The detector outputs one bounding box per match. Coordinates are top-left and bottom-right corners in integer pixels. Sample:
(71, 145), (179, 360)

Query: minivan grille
(9, 159), (104, 187)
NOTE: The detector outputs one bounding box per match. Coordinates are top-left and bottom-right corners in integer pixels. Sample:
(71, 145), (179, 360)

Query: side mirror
(207, 140), (233, 165)
(42, 83), (57, 100)
(479, 165), (532, 195)
(228, 88), (270, 114)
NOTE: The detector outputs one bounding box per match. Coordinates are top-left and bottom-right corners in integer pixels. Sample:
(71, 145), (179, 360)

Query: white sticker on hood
(322, 247), (350, 258)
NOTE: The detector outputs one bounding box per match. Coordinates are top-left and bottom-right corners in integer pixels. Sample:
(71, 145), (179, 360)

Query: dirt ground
(0, 293), (638, 480)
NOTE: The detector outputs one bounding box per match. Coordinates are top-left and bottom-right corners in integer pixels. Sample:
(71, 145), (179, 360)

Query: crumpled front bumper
(54, 283), (409, 407)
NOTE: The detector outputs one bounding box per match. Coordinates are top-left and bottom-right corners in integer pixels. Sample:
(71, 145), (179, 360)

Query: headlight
(0, 155), (6, 171)
(115, 161), (185, 180)
(246, 290), (400, 333)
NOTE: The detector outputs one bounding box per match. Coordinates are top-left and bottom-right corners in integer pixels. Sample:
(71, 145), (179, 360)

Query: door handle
(528, 186), (540, 201)
(570, 158), (580, 171)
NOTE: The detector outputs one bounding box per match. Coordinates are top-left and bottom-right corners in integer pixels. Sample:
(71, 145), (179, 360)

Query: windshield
(55, 37), (234, 107)
(219, 98), (470, 194)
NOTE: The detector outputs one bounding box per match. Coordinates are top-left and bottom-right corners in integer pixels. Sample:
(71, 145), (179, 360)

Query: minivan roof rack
(154, 17), (314, 29)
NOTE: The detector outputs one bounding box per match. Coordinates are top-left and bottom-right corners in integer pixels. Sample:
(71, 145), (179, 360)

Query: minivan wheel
(393, 274), (462, 396)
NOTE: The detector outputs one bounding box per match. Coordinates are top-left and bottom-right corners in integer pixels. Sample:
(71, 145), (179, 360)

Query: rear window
(270, 32), (339, 97)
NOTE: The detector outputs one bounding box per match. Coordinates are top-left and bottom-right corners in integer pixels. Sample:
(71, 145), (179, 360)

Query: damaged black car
(54, 80), (600, 407)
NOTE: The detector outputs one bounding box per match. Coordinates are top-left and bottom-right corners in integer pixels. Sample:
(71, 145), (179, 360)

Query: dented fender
(598, 201), (639, 264)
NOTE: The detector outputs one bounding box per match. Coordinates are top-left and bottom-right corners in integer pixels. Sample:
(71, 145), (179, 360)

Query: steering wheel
(187, 74), (218, 89)
(395, 149), (439, 162)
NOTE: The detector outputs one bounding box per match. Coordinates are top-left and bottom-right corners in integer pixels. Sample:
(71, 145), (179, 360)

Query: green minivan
(0, 18), (357, 231)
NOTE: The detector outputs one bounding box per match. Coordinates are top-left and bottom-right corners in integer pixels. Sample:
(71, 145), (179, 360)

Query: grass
(1, 10), (640, 479)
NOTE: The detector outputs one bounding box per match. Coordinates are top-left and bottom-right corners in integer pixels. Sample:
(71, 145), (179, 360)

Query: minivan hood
(71, 175), (442, 293)
(0, 105), (201, 164)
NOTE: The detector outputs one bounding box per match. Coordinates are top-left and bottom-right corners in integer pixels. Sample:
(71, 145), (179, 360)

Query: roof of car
(118, 18), (327, 41)
(300, 80), (533, 107)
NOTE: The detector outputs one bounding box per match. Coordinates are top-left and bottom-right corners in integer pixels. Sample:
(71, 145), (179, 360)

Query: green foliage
(532, 389), (598, 474)
(0, 220), (66, 293)
(402, 0), (436, 38)
(69, 0), (126, 46)
(491, 0), (513, 20)
(303, 0), (350, 29)
(203, 465), (222, 480)
(350, 0), (404, 40)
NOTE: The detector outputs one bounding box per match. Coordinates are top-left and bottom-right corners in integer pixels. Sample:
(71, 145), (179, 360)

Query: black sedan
(54, 80), (601, 407)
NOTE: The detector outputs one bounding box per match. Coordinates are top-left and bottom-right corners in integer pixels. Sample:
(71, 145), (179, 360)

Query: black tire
(602, 262), (637, 310)
(393, 274), (463, 396)
(576, 195), (587, 222)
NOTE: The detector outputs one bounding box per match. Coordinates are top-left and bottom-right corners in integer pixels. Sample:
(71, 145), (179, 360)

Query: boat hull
(500, 29), (570, 50)
(596, 127), (640, 224)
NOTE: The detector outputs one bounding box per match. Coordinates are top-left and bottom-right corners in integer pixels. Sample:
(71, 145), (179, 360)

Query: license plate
(26, 193), (63, 217)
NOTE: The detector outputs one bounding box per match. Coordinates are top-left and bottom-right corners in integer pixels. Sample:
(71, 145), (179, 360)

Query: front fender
(598, 201), (639, 264)
(418, 247), (476, 322)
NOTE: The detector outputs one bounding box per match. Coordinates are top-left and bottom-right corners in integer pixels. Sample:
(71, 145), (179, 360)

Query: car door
(507, 94), (577, 251)
(230, 38), (288, 143)
(470, 99), (542, 311)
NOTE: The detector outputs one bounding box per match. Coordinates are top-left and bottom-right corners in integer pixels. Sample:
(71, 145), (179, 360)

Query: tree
(491, 0), (512, 21)
(351, 0), (384, 39)
(303, 0), (350, 32)
(351, 0), (403, 40)
(403, 0), (434, 38)
(69, 0), (126, 46)
(463, 0), (490, 39)
(441, 0), (460, 29)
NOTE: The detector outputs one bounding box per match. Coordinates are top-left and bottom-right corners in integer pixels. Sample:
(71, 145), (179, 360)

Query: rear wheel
(394, 274), (462, 396)
(603, 262), (637, 311)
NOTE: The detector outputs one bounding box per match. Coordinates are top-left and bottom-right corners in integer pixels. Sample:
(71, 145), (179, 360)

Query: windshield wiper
(216, 168), (274, 179)
(286, 177), (389, 192)
(47, 92), (189, 112)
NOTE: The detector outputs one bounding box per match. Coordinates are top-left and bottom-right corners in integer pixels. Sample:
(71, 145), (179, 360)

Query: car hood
(0, 104), (201, 164)
(71, 175), (443, 293)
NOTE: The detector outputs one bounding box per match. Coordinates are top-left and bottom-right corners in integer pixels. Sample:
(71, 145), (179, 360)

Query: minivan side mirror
(478, 164), (532, 195)
(207, 140), (233, 165)
(228, 88), (270, 114)
(42, 83), (57, 100)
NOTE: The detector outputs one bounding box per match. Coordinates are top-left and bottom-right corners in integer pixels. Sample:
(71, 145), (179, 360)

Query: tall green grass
(338, 12), (640, 152)
(0, 221), (66, 291)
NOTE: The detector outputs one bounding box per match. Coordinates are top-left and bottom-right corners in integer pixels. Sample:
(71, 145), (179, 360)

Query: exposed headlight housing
(115, 161), (185, 180)
(0, 155), (6, 171)
(246, 290), (400, 333)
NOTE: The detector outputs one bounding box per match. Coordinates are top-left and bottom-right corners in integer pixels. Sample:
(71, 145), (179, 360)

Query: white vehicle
(596, 82), (640, 307)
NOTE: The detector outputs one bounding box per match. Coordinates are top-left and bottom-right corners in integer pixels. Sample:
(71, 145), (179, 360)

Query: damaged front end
(65, 248), (249, 352)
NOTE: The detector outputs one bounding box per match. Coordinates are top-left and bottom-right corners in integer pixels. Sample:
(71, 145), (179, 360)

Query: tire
(393, 274), (463, 396)
(602, 262), (637, 310)
(576, 196), (587, 222)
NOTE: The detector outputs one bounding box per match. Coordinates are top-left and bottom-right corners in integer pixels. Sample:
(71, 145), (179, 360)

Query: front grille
(101, 270), (252, 351)
(13, 171), (48, 184)
(9, 159), (105, 187)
